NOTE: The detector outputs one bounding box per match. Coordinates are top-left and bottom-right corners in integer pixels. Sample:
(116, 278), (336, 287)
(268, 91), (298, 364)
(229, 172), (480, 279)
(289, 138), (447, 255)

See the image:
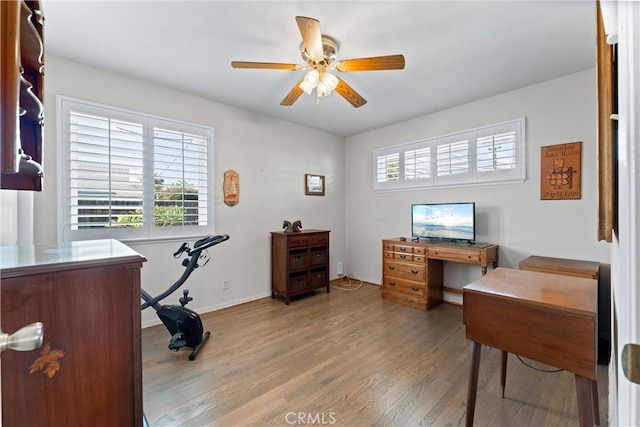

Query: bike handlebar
(193, 234), (230, 252)
(141, 234), (230, 311)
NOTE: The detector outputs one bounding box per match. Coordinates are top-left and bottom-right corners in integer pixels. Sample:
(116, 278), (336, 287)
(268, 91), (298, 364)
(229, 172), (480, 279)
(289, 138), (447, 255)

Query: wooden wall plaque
(223, 169), (239, 206)
(540, 141), (582, 200)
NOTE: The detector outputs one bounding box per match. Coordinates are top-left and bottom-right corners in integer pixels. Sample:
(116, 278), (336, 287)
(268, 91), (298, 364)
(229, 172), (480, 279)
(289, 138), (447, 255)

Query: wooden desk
(463, 268), (598, 427)
(382, 238), (498, 310)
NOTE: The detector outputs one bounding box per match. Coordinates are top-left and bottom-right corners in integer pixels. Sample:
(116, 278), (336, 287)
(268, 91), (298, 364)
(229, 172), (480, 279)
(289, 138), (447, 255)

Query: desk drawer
(382, 277), (425, 297)
(383, 260), (425, 281)
(393, 252), (414, 261)
(394, 244), (414, 254)
(429, 247), (480, 264)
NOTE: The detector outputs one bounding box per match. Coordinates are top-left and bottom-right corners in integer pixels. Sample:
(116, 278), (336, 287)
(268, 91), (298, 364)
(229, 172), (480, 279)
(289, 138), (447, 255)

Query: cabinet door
(1, 263), (143, 426)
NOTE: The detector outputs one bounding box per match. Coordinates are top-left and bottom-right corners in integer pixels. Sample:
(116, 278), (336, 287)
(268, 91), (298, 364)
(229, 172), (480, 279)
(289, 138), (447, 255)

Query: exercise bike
(141, 234), (229, 360)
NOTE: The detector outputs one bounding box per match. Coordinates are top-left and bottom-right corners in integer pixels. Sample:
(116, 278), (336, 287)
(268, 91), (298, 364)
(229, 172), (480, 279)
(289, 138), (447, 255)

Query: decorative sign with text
(540, 141), (582, 200)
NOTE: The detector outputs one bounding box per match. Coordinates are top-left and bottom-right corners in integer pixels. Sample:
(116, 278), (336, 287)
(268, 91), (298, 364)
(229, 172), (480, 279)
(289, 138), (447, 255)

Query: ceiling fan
(231, 16), (405, 108)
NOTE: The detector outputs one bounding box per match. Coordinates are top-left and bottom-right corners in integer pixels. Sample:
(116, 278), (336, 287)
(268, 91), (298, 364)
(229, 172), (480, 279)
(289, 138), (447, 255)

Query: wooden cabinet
(0, 240), (146, 426)
(271, 230), (330, 304)
(382, 238), (499, 310)
(1, 0), (45, 191)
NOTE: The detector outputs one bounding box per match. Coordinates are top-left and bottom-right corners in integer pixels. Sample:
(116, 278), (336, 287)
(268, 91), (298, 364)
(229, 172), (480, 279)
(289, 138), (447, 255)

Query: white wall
(0, 191), (18, 245)
(37, 56), (346, 325)
(345, 69), (610, 302)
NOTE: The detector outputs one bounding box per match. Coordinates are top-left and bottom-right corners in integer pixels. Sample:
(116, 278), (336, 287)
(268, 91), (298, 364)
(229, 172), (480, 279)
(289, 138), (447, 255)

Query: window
(58, 97), (213, 242)
(373, 118), (525, 191)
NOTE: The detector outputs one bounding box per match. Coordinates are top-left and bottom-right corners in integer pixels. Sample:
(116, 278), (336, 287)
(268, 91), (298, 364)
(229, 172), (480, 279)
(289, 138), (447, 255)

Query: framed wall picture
(540, 141), (582, 200)
(305, 174), (325, 196)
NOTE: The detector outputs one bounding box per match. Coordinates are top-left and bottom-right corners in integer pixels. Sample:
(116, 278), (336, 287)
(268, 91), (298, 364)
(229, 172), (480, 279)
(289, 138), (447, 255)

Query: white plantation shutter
(476, 131), (517, 172)
(475, 121), (523, 182)
(373, 118), (525, 191)
(59, 97), (213, 242)
(437, 138), (470, 177)
(405, 147), (430, 180)
(68, 111), (144, 231)
(152, 125), (208, 227)
(376, 151), (400, 184)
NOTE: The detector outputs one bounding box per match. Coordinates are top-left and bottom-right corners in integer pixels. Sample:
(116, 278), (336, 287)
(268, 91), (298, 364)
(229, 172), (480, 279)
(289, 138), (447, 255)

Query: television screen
(411, 202), (475, 242)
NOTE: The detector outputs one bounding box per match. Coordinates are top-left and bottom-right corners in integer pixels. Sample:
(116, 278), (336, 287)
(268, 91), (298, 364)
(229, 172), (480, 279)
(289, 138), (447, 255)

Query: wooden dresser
(271, 230), (330, 304)
(0, 239), (146, 426)
(382, 238), (498, 310)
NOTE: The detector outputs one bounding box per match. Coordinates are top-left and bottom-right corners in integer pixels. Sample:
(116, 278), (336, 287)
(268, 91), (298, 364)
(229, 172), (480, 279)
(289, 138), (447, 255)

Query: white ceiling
(43, 1), (596, 137)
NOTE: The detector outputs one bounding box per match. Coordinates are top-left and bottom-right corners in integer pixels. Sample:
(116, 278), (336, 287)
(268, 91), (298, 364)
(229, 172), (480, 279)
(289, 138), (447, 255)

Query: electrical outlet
(222, 279), (230, 290)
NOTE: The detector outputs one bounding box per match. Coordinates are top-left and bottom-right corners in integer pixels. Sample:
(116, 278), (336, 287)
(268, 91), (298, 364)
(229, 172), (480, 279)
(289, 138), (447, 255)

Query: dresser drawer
(288, 251), (309, 269)
(309, 268), (328, 289)
(289, 274), (308, 293)
(383, 260), (425, 281)
(310, 233), (329, 246)
(310, 248), (328, 265)
(288, 236), (310, 248)
(428, 247), (480, 264)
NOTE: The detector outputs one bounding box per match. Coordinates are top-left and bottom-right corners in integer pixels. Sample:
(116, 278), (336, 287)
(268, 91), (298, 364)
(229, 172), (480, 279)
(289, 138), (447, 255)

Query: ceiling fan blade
(334, 54), (406, 72)
(295, 16), (324, 60)
(231, 61), (301, 70)
(280, 80), (305, 106)
(334, 78), (367, 108)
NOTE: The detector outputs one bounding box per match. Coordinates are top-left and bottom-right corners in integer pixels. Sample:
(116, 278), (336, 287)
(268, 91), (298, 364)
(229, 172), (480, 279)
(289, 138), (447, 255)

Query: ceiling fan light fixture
(317, 72), (339, 97)
(299, 69), (320, 94)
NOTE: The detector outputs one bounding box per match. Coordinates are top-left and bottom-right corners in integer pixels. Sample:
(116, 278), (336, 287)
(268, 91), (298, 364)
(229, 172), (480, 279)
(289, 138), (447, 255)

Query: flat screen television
(411, 202), (476, 242)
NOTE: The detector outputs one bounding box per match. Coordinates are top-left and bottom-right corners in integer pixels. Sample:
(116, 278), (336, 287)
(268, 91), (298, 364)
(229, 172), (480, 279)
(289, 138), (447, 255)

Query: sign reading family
(540, 141), (582, 200)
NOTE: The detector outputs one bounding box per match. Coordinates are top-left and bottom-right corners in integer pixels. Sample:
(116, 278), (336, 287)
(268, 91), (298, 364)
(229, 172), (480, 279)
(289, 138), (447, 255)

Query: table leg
(575, 375), (595, 427)
(591, 378), (600, 425)
(501, 351), (508, 397)
(466, 341), (482, 427)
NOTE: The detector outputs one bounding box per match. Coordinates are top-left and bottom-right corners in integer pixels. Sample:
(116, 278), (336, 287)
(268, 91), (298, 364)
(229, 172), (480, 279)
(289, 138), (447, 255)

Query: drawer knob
(400, 247), (407, 252)
(412, 287), (419, 292)
(388, 265), (395, 270)
(399, 254), (407, 259)
(411, 269), (419, 274)
(389, 281), (396, 286)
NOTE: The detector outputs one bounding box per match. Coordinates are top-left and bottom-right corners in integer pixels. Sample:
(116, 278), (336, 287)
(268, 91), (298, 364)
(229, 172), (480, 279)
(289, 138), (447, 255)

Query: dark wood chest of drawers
(271, 230), (330, 304)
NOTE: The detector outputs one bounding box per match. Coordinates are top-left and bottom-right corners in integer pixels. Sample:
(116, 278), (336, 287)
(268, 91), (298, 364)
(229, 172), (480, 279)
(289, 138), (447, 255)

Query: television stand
(382, 237), (499, 310)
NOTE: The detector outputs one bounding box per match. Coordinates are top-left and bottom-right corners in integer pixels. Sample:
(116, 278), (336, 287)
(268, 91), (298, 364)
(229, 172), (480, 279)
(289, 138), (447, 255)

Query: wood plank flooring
(142, 282), (608, 426)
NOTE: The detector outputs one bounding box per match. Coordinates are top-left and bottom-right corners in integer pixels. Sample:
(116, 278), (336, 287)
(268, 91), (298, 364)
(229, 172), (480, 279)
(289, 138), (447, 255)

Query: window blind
(59, 97), (213, 242)
(373, 118), (525, 191)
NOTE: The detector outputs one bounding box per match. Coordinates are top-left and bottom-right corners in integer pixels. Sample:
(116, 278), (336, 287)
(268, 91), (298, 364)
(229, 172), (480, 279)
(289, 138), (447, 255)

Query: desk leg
(575, 375), (596, 427)
(466, 341), (482, 427)
(500, 351), (508, 397)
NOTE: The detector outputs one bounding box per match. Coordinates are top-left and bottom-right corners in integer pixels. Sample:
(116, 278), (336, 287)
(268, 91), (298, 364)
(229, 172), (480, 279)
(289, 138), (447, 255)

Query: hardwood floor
(142, 282), (608, 426)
